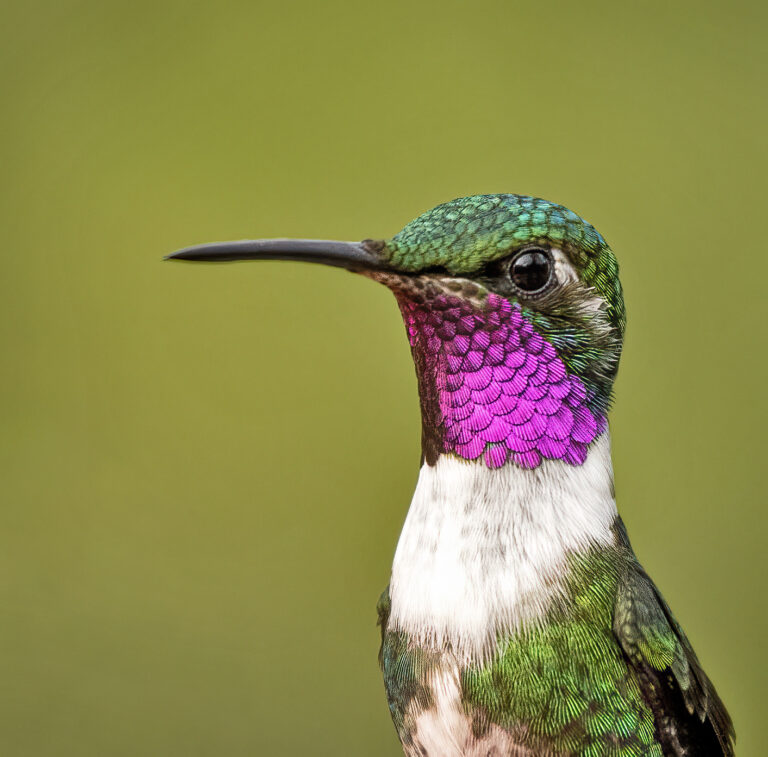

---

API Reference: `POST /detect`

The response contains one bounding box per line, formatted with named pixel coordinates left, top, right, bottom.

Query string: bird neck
left=391, top=282, right=608, bottom=471
left=388, top=432, right=619, bottom=662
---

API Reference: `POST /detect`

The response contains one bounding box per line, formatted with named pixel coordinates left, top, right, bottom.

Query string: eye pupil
left=510, top=249, right=552, bottom=292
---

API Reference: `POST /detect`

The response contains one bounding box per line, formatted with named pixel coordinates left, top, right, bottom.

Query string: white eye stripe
left=550, top=247, right=606, bottom=316
left=551, top=247, right=579, bottom=284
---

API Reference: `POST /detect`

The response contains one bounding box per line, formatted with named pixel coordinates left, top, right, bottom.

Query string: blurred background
left=1, top=1, right=766, bottom=754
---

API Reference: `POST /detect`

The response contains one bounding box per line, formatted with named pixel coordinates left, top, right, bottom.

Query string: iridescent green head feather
left=380, top=194, right=625, bottom=338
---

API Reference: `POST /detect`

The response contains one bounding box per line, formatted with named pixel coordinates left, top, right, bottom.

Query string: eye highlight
left=508, top=248, right=553, bottom=294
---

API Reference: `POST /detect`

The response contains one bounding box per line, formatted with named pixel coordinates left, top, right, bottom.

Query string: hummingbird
left=168, top=195, right=734, bottom=756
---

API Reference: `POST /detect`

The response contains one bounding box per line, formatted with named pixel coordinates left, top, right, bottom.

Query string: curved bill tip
left=165, top=238, right=387, bottom=272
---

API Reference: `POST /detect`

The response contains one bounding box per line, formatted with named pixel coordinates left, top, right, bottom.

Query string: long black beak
left=165, top=238, right=386, bottom=272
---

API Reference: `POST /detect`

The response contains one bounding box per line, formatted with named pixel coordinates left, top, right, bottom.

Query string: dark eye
left=508, top=248, right=553, bottom=293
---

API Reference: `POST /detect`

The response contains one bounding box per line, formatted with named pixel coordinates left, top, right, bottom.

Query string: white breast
left=388, top=432, right=617, bottom=661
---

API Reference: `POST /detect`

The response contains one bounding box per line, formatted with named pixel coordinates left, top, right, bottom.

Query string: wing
left=614, top=559, right=734, bottom=756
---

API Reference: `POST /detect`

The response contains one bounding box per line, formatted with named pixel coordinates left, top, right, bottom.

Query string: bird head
left=169, top=194, right=624, bottom=470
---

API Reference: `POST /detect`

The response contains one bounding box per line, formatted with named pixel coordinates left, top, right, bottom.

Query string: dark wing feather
left=614, top=561, right=734, bottom=756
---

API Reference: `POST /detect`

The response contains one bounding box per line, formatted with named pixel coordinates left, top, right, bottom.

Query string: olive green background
left=2, top=1, right=766, bottom=755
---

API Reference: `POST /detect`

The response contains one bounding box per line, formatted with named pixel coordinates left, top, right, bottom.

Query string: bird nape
left=168, top=194, right=734, bottom=757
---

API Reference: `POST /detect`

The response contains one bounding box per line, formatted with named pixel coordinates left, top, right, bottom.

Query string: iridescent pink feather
left=397, top=291, right=606, bottom=469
